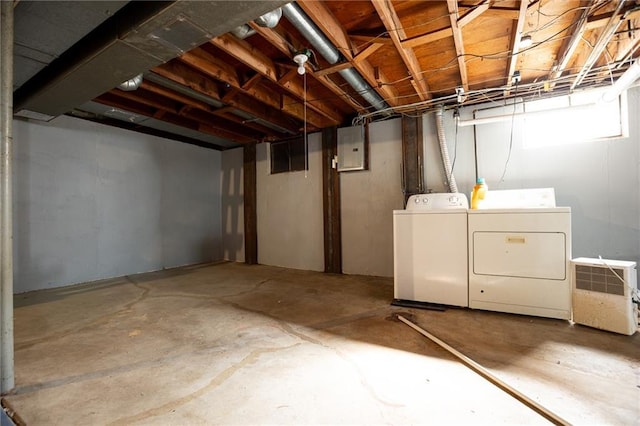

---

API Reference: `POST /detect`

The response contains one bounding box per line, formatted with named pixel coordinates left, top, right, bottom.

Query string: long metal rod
left=397, top=315, right=571, bottom=426
left=1, top=0, right=15, bottom=394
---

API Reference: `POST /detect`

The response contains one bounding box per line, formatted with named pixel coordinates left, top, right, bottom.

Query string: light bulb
left=297, top=65, right=305, bottom=75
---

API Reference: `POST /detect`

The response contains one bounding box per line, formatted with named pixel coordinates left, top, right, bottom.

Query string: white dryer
left=393, top=193, right=469, bottom=308
left=467, top=208, right=572, bottom=319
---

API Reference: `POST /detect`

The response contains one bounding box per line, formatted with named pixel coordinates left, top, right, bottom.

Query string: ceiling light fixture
left=293, top=50, right=311, bottom=75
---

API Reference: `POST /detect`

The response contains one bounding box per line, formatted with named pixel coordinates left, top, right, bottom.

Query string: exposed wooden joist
left=446, top=0, right=469, bottom=92
left=458, top=0, right=492, bottom=28
left=296, top=0, right=355, bottom=60
left=371, top=0, right=430, bottom=100
left=140, top=80, right=213, bottom=112
left=585, top=5, right=640, bottom=31
left=401, top=27, right=453, bottom=50
left=571, top=0, right=627, bottom=90
left=313, top=62, right=353, bottom=77
left=297, top=0, right=401, bottom=107
left=211, top=34, right=342, bottom=125
left=95, top=93, right=253, bottom=143
left=505, top=0, right=530, bottom=94
left=248, top=23, right=365, bottom=112
left=153, top=62, right=296, bottom=136
left=354, top=43, right=384, bottom=62
left=349, top=33, right=393, bottom=46
left=179, top=47, right=329, bottom=129
left=549, top=0, right=594, bottom=85
left=109, top=87, right=264, bottom=142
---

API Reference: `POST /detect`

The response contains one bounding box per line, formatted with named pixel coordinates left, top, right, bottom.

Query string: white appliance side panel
left=472, top=232, right=567, bottom=280
left=393, top=212, right=468, bottom=307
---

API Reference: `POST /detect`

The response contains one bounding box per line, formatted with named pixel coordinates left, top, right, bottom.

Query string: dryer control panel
left=406, top=193, right=469, bottom=210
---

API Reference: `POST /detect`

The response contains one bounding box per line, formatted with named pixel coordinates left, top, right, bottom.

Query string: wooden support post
left=243, top=143, right=258, bottom=265
left=322, top=127, right=341, bottom=274
left=401, top=115, right=424, bottom=205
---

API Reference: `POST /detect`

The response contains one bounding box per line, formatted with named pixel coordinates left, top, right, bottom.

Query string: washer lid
left=406, top=193, right=469, bottom=210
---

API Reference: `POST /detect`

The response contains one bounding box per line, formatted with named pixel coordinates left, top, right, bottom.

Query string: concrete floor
left=2, top=262, right=639, bottom=425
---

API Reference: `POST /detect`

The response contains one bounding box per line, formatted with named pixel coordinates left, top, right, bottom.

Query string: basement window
left=523, top=88, right=628, bottom=148
left=270, top=137, right=307, bottom=174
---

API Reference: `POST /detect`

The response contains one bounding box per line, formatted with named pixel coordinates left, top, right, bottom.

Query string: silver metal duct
left=118, top=73, right=143, bottom=91
left=231, top=24, right=255, bottom=39
left=282, top=2, right=388, bottom=111
left=255, top=8, right=282, bottom=28
left=232, top=7, right=282, bottom=39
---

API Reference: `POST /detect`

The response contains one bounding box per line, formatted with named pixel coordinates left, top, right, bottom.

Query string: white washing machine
left=467, top=208, right=572, bottom=319
left=393, top=193, right=469, bottom=308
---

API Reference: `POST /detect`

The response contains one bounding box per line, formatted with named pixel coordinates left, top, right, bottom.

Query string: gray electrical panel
left=337, top=124, right=367, bottom=172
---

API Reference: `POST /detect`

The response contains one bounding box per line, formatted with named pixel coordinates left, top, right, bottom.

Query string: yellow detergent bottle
left=471, top=177, right=488, bottom=209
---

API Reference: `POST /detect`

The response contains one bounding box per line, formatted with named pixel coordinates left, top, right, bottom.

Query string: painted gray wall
left=423, top=86, right=640, bottom=265
left=221, top=147, right=244, bottom=262
left=341, top=118, right=404, bottom=277
left=13, top=115, right=222, bottom=293
left=256, top=134, right=324, bottom=271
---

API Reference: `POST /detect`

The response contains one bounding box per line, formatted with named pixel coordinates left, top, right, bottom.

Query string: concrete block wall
left=13, top=115, right=222, bottom=293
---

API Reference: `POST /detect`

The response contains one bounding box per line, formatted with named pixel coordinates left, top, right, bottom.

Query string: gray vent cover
left=575, top=265, right=625, bottom=295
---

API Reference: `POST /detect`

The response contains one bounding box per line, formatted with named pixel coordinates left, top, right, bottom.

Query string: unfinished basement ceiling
left=13, top=0, right=640, bottom=150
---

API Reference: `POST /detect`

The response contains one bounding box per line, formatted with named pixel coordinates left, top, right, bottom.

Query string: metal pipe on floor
left=396, top=315, right=571, bottom=426
left=1, top=0, right=15, bottom=394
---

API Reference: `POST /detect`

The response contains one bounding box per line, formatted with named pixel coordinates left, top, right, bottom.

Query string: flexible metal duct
left=435, top=106, right=458, bottom=193
left=232, top=7, right=283, bottom=39
left=282, top=2, right=388, bottom=111
left=255, top=8, right=282, bottom=28
left=118, top=73, right=143, bottom=91
left=231, top=24, right=255, bottom=39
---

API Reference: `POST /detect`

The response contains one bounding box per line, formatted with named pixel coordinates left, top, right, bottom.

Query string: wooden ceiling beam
left=571, top=0, right=627, bottom=90
left=458, top=0, right=492, bottom=28
left=297, top=0, right=401, bottom=106
left=249, top=24, right=364, bottom=112
left=505, top=0, right=530, bottom=94
left=139, top=80, right=213, bottom=112
left=214, top=111, right=285, bottom=140
left=349, top=33, right=393, bottom=46
left=153, top=61, right=299, bottom=134
left=585, top=5, right=640, bottom=31
left=460, top=5, right=520, bottom=20
left=548, top=0, right=594, bottom=85
left=446, top=0, right=469, bottom=92
left=401, top=27, right=453, bottom=49
left=95, top=93, right=253, bottom=143
left=371, top=0, right=430, bottom=101
left=211, top=34, right=342, bottom=125
left=109, top=89, right=263, bottom=142
left=296, top=0, right=355, bottom=60
left=354, top=43, right=384, bottom=62
left=180, top=47, right=331, bottom=128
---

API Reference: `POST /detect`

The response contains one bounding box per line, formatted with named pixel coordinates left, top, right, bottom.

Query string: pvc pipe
left=397, top=315, right=571, bottom=426
left=0, top=0, right=15, bottom=393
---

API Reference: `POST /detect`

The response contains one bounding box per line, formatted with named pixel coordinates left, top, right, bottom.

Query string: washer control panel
left=406, top=193, right=469, bottom=210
